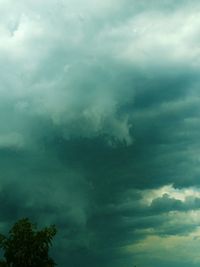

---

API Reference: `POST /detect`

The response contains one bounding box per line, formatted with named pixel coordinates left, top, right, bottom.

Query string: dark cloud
left=1, top=0, right=200, bottom=267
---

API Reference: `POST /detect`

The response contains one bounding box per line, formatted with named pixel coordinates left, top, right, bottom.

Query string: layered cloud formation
left=1, top=0, right=200, bottom=267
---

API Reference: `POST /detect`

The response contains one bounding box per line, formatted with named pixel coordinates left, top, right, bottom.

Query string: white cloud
left=97, top=7, right=200, bottom=67
left=141, top=184, right=200, bottom=205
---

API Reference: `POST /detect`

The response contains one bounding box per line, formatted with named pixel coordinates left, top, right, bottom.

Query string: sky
left=1, top=0, right=200, bottom=266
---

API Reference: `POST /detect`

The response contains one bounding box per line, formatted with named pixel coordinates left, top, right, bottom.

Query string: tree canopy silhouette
left=0, top=218, right=57, bottom=267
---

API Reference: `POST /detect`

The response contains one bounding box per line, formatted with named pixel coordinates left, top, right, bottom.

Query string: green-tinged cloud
left=1, top=1, right=200, bottom=267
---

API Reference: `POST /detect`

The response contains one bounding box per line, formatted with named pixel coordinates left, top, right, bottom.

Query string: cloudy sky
left=1, top=0, right=200, bottom=266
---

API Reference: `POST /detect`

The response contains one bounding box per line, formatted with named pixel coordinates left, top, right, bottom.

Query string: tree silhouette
left=0, top=218, right=57, bottom=267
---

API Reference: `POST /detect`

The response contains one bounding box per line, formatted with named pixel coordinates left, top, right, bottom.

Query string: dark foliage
left=0, top=218, right=57, bottom=267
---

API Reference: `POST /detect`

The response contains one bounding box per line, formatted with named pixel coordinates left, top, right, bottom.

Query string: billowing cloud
left=1, top=0, right=200, bottom=267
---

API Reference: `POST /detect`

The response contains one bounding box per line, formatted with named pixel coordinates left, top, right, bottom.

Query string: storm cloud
left=1, top=0, right=200, bottom=267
